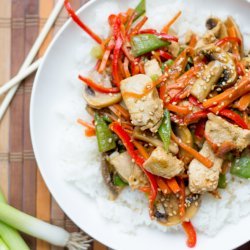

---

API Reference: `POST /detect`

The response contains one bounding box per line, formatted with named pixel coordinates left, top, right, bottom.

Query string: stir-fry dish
left=65, top=0, right=250, bottom=247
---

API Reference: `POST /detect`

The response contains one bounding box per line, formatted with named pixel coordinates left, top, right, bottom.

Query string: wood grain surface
left=0, top=0, right=249, bottom=249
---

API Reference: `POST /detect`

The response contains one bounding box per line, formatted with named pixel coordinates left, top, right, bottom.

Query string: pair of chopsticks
left=0, top=0, right=65, bottom=121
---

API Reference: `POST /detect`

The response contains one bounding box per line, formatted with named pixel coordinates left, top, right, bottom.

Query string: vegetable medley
left=65, top=0, right=250, bottom=247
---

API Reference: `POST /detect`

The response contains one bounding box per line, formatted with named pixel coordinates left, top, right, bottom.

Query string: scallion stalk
left=0, top=202, right=91, bottom=249
left=0, top=189, right=30, bottom=250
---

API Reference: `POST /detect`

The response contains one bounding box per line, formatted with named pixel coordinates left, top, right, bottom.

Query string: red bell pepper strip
left=188, top=96, right=204, bottom=109
left=182, top=221, right=197, bottom=248
left=110, top=122, right=158, bottom=215
left=184, top=110, right=209, bottom=125
left=112, top=35, right=123, bottom=87
left=78, top=75, right=120, bottom=94
left=64, top=0, right=102, bottom=44
left=215, top=37, right=242, bottom=47
left=194, top=120, right=206, bottom=139
left=159, top=50, right=173, bottom=60
left=219, top=109, right=248, bottom=129
left=139, top=29, right=157, bottom=34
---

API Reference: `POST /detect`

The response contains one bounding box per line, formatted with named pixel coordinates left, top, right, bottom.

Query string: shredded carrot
left=203, top=75, right=250, bottom=109
left=179, top=178, right=186, bottom=219
left=227, top=26, right=240, bottom=60
left=77, top=119, right=95, bottom=130
left=133, top=140, right=150, bottom=159
left=166, top=178, right=181, bottom=194
left=112, top=104, right=130, bottom=120
left=125, top=11, right=136, bottom=34
left=189, top=34, right=197, bottom=48
left=165, top=103, right=191, bottom=115
left=235, top=93, right=250, bottom=111
left=139, top=186, right=151, bottom=194
left=85, top=128, right=96, bottom=137
left=171, top=132, right=213, bottom=168
left=123, top=57, right=131, bottom=78
left=139, top=60, right=146, bottom=74
left=98, top=38, right=115, bottom=73
left=161, top=11, right=182, bottom=33
left=130, top=16, right=148, bottom=36
left=156, top=177, right=172, bottom=194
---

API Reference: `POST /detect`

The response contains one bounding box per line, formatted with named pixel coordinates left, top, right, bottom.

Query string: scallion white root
left=0, top=238, right=9, bottom=250
left=0, top=202, right=92, bottom=249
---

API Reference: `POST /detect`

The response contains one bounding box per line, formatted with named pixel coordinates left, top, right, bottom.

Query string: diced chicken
left=120, top=74, right=164, bottom=132
left=109, top=152, right=148, bottom=189
left=144, top=59, right=162, bottom=78
left=205, top=113, right=250, bottom=155
left=143, top=146, right=184, bottom=179
left=189, top=142, right=223, bottom=194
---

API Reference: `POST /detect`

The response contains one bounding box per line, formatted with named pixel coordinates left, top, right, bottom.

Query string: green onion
left=0, top=189, right=29, bottom=250
left=0, top=202, right=92, bottom=249
left=0, top=239, right=9, bottom=250
left=131, top=34, right=170, bottom=57
left=95, top=113, right=116, bottom=153
left=158, top=110, right=171, bottom=151
left=218, top=174, right=227, bottom=189
left=134, top=0, right=146, bottom=21
left=113, top=175, right=128, bottom=187
left=90, top=45, right=103, bottom=59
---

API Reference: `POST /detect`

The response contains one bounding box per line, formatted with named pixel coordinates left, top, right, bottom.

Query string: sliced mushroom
left=176, top=126, right=194, bottom=165
left=206, top=17, right=228, bottom=39
left=225, top=16, right=244, bottom=56
left=190, top=60, right=224, bottom=102
left=101, top=154, right=123, bottom=200
left=196, top=44, right=237, bottom=88
left=154, top=192, right=201, bottom=226
left=132, top=127, right=179, bottom=155
left=83, top=86, right=122, bottom=109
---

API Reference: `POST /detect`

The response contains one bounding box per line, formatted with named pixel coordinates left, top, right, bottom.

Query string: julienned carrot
left=123, top=57, right=131, bottom=78
left=78, top=75, right=120, bottom=94
left=166, top=178, right=181, bottom=194
left=235, top=93, right=250, bottom=111
left=189, top=34, right=197, bottom=48
left=171, top=132, right=213, bottom=168
left=112, top=104, right=130, bottom=120
left=161, top=11, right=182, bottom=33
left=133, top=141, right=150, bottom=159
left=130, top=16, right=148, bottom=36
left=125, top=11, right=136, bottom=34
left=98, top=38, right=115, bottom=73
left=77, top=119, right=95, bottom=130
left=165, top=103, right=191, bottom=115
left=85, top=128, right=96, bottom=137
left=243, top=112, right=250, bottom=129
left=179, top=178, right=186, bottom=219
left=156, top=177, right=171, bottom=194
left=203, top=76, right=250, bottom=109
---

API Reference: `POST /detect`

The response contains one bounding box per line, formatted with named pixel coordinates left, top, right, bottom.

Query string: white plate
left=30, top=0, right=250, bottom=249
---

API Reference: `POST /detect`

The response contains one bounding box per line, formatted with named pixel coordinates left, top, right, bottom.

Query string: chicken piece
left=109, top=152, right=148, bottom=189
left=144, top=59, right=162, bottom=78
left=143, top=146, right=184, bottom=179
left=205, top=113, right=250, bottom=155
left=120, top=74, right=164, bottom=132
left=188, top=142, right=223, bottom=194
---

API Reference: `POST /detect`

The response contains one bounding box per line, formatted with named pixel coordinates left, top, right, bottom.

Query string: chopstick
left=0, top=59, right=42, bottom=96
left=0, top=0, right=65, bottom=121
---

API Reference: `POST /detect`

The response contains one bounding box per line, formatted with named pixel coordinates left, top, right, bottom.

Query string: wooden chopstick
left=0, top=59, right=42, bottom=96
left=0, top=0, right=65, bottom=121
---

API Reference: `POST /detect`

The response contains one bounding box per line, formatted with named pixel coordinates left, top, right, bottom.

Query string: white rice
left=56, top=0, right=250, bottom=237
